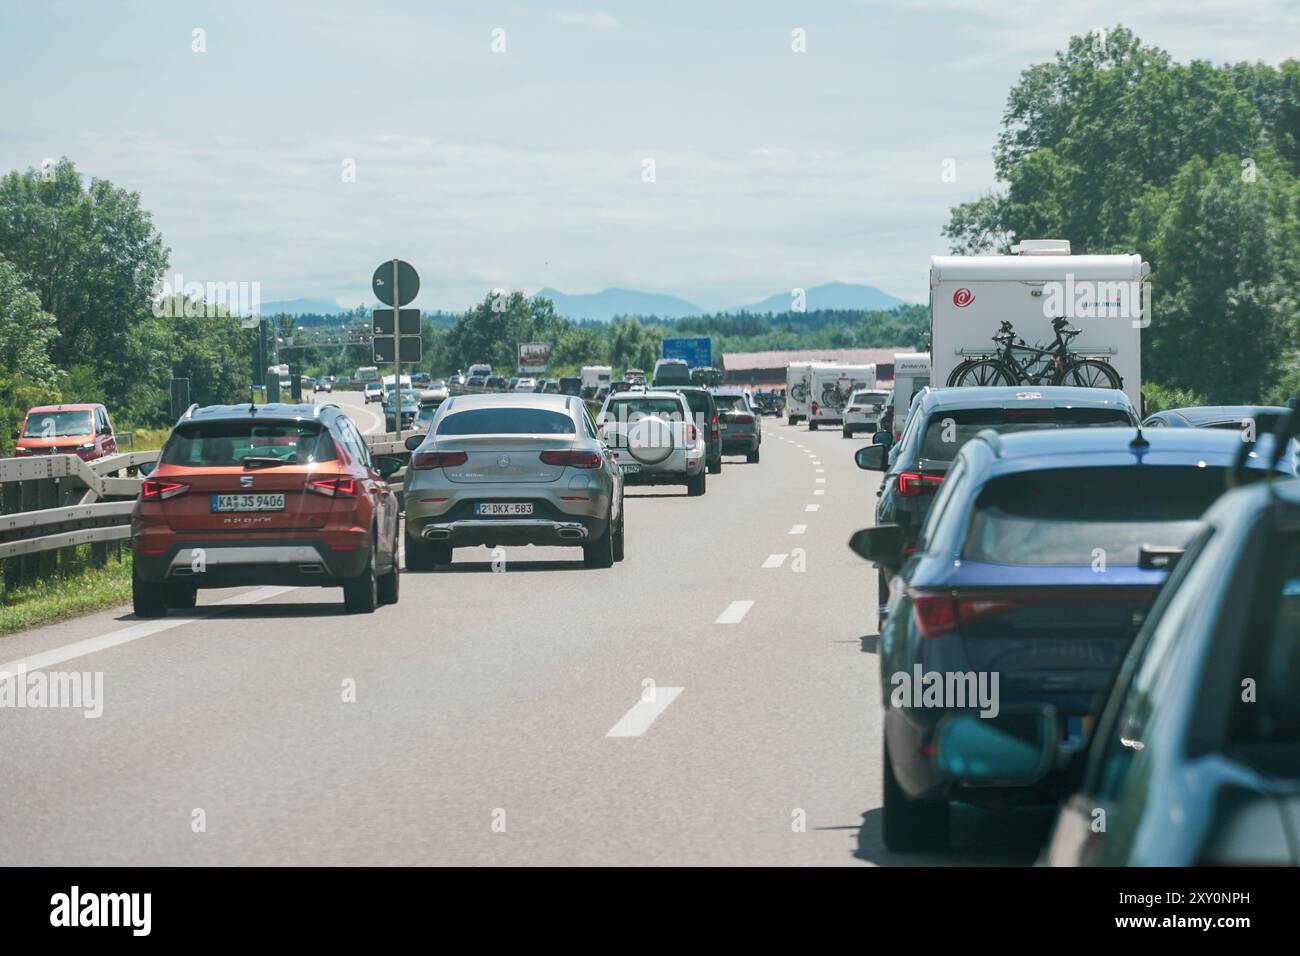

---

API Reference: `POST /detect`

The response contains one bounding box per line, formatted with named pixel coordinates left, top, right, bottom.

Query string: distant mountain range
left=252, top=283, right=912, bottom=320
left=536, top=282, right=910, bottom=321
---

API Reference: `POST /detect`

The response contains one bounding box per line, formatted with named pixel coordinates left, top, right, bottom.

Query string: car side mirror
left=10, top=430, right=18, bottom=441
left=374, top=455, right=403, bottom=479
left=935, top=708, right=1058, bottom=786
left=403, top=434, right=424, bottom=452
left=847, top=524, right=905, bottom=570
left=855, top=444, right=888, bottom=471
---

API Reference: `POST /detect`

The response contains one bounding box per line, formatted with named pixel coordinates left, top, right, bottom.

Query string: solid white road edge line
left=0, top=586, right=298, bottom=679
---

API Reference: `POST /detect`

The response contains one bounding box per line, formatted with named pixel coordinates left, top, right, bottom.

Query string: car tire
left=378, top=553, right=400, bottom=605
left=708, top=456, right=722, bottom=475
left=583, top=510, right=616, bottom=568
left=132, top=567, right=169, bottom=618
left=746, top=446, right=760, bottom=463
left=168, top=584, right=197, bottom=609
left=842, top=427, right=852, bottom=439
left=687, top=471, right=706, bottom=496
left=809, top=420, right=819, bottom=431
left=405, top=531, right=441, bottom=571
left=343, top=548, right=379, bottom=613
left=612, top=497, right=626, bottom=562
left=882, top=737, right=951, bottom=852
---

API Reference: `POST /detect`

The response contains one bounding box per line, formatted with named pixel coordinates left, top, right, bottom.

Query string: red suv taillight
left=733, top=413, right=754, bottom=425
left=687, top=424, right=698, bottom=442
left=710, top=413, right=719, bottom=439
left=141, top=478, right=189, bottom=500
left=897, top=472, right=943, bottom=497
left=540, top=450, right=602, bottom=468
left=308, top=475, right=356, bottom=497
left=412, top=451, right=468, bottom=469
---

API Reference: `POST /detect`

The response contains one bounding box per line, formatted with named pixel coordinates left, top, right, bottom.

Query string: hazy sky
left=3, top=0, right=1296, bottom=311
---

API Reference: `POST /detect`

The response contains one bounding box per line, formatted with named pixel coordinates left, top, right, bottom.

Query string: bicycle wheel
left=948, top=359, right=1015, bottom=387
left=1054, top=358, right=1122, bottom=390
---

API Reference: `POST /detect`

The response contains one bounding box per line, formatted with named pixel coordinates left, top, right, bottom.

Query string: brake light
left=412, top=451, right=468, bottom=469
left=911, top=588, right=1152, bottom=638
left=710, top=413, right=719, bottom=439
left=308, top=475, right=356, bottom=497
left=141, top=479, right=189, bottom=500
left=847, top=406, right=861, bottom=413
left=687, top=424, right=698, bottom=442
left=733, top=413, right=754, bottom=425
left=897, top=472, right=943, bottom=496
left=540, top=450, right=602, bottom=468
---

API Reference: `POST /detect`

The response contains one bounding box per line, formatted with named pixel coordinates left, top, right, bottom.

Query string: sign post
left=372, top=259, right=421, bottom=441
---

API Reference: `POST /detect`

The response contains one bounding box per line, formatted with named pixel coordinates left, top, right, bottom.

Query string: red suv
left=13, top=403, right=118, bottom=460
left=131, top=403, right=402, bottom=617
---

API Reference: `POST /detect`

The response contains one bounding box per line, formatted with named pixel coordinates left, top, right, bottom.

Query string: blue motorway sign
left=662, top=336, right=712, bottom=369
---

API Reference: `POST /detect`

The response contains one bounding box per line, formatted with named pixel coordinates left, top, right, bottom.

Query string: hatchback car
left=850, top=426, right=1296, bottom=852
left=711, top=388, right=761, bottom=462
left=14, top=403, right=118, bottom=460
left=131, top=403, right=403, bottom=616
left=363, top=382, right=384, bottom=403
left=597, top=390, right=708, bottom=495
left=859, top=386, right=1140, bottom=627
left=403, top=393, right=625, bottom=569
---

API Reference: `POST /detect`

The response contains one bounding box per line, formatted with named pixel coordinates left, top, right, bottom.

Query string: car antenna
left=1129, top=427, right=1149, bottom=451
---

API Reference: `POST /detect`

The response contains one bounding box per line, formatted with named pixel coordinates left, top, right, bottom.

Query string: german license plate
left=619, top=461, right=641, bottom=474
left=210, top=493, right=285, bottom=512
left=475, top=502, right=533, bottom=516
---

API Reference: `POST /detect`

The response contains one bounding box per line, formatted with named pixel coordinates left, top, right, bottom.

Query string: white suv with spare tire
left=596, top=390, right=708, bottom=496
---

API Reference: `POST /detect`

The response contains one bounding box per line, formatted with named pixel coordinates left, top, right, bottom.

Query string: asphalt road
left=0, top=401, right=1053, bottom=866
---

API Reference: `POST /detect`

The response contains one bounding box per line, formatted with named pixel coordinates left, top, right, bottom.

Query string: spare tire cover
left=627, top=416, right=675, bottom=464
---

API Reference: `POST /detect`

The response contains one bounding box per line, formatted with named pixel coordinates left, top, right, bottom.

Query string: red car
left=131, top=403, right=402, bottom=616
left=13, top=403, right=118, bottom=460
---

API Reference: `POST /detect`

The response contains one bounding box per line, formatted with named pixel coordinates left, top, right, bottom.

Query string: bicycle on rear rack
left=946, top=316, right=1123, bottom=390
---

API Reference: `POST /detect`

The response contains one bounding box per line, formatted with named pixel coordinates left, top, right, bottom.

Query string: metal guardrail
left=0, top=437, right=411, bottom=590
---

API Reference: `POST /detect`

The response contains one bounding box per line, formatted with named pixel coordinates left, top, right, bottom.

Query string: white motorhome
left=581, top=365, right=612, bottom=392
left=930, top=239, right=1147, bottom=410
left=467, top=363, right=493, bottom=379
left=785, top=362, right=817, bottom=424
left=890, top=352, right=930, bottom=441
left=808, top=364, right=876, bottom=430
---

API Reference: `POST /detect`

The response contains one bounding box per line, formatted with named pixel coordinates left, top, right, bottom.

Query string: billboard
left=662, top=336, right=712, bottom=369
left=518, top=342, right=552, bottom=373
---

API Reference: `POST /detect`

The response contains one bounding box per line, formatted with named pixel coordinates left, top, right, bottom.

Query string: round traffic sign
left=372, top=259, right=420, bottom=307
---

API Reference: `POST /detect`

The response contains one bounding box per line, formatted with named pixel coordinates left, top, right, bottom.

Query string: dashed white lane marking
left=715, top=600, right=755, bottom=624
left=606, top=687, right=684, bottom=737
left=816, top=468, right=825, bottom=473
left=789, top=524, right=807, bottom=535
left=816, top=478, right=826, bottom=483
left=814, top=489, right=825, bottom=495
left=762, top=553, right=788, bottom=569
left=812, top=460, right=821, bottom=466
left=0, top=586, right=298, bottom=679
left=805, top=504, right=821, bottom=512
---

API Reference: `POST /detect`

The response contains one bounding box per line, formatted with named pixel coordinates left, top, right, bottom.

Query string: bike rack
left=954, top=345, right=1117, bottom=357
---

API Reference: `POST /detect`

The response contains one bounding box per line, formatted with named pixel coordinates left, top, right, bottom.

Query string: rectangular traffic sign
left=372, top=335, right=422, bottom=364
left=372, top=308, right=421, bottom=336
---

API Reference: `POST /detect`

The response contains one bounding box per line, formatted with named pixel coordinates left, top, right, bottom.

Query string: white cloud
left=553, top=11, right=619, bottom=30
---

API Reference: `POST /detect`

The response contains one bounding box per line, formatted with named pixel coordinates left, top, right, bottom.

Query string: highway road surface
left=0, top=396, right=1053, bottom=866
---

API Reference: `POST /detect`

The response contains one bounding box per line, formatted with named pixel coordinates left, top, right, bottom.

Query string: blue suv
left=850, top=426, right=1296, bottom=852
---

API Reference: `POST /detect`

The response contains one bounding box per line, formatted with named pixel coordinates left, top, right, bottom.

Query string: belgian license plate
left=475, top=502, right=533, bottom=516
left=620, top=462, right=641, bottom=474
left=210, top=493, right=285, bottom=513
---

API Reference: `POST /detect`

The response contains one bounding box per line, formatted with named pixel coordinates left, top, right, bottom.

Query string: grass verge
left=0, top=548, right=133, bottom=637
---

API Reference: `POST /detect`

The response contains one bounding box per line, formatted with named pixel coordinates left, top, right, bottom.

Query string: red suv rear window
left=161, top=422, right=338, bottom=467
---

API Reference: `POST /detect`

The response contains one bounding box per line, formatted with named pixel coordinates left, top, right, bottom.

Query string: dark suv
left=131, top=403, right=403, bottom=617
left=672, top=386, right=722, bottom=474
left=856, top=386, right=1139, bottom=625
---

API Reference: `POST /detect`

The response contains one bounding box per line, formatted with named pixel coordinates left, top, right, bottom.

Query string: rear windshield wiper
left=240, top=455, right=288, bottom=468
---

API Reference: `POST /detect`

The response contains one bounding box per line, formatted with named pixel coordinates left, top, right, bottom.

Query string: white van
left=890, top=352, right=930, bottom=442
left=467, top=363, right=493, bottom=379
left=930, top=239, right=1147, bottom=409
left=808, top=364, right=875, bottom=430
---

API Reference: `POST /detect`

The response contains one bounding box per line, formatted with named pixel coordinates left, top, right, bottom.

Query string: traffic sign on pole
left=371, top=259, right=421, bottom=441
left=372, top=260, right=419, bottom=307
